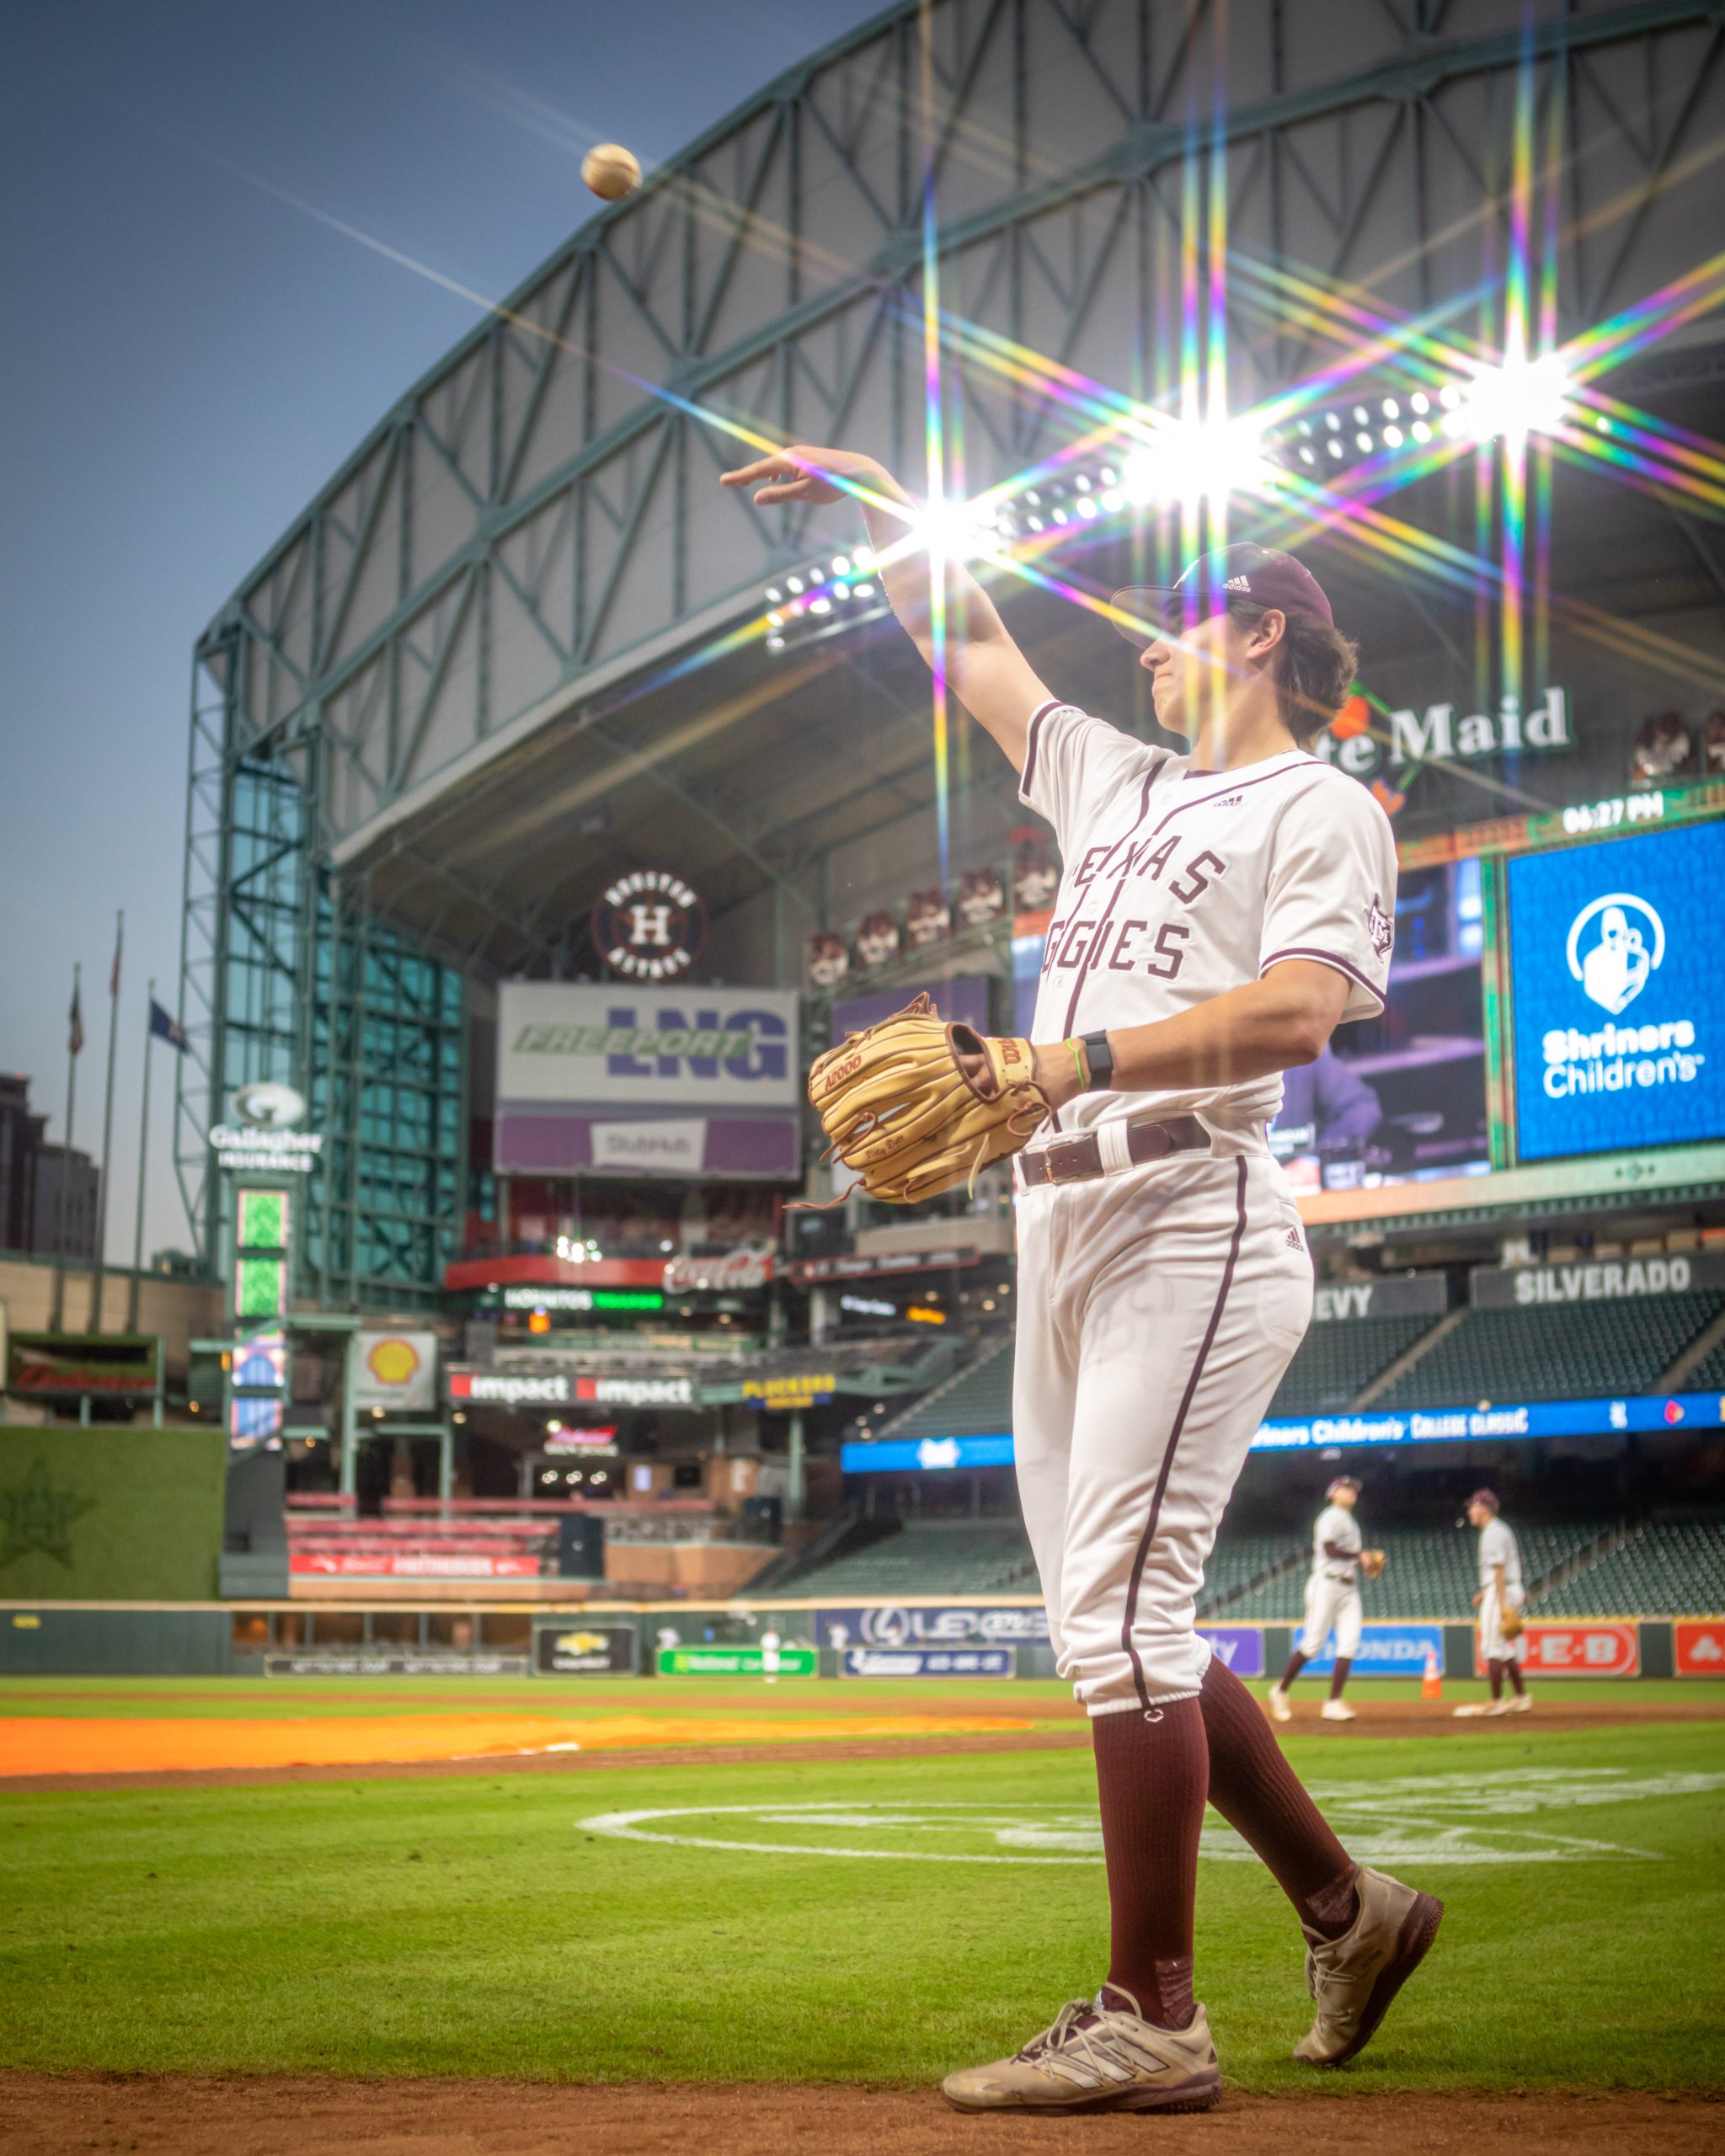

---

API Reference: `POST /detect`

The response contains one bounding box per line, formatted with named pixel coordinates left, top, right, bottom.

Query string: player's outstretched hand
left=720, top=444, right=895, bottom=508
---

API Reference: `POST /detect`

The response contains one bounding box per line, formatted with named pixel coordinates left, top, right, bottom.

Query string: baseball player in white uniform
left=1268, top=1476, right=1384, bottom=1722
left=1455, top=1488, right=1531, bottom=1716
left=724, top=446, right=1442, bottom=2114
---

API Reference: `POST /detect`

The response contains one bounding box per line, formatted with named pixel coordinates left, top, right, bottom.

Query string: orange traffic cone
left=1422, top=1645, right=1443, bottom=1700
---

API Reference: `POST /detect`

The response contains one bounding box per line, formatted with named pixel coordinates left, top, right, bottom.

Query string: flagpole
left=50, top=963, right=82, bottom=1335
left=126, top=977, right=157, bottom=1336
left=92, top=911, right=123, bottom=1333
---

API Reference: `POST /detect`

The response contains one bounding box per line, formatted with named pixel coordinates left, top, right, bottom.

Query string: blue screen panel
left=1505, top=819, right=1725, bottom=1161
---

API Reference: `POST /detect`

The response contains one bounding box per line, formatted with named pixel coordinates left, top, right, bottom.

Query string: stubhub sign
left=1506, top=820, right=1725, bottom=1162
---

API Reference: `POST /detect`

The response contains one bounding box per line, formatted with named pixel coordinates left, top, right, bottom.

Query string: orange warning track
left=0, top=1711, right=1036, bottom=1778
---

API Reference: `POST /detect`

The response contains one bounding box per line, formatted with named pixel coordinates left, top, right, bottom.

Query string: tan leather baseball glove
left=1498, top=1601, right=1525, bottom=1640
left=1359, top=1549, right=1386, bottom=1580
left=807, top=993, right=1052, bottom=1204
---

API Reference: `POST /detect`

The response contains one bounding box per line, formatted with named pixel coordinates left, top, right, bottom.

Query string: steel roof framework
left=178, top=0, right=1725, bottom=1302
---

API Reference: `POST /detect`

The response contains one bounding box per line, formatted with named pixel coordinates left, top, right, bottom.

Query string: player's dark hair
left=1228, top=600, right=1360, bottom=747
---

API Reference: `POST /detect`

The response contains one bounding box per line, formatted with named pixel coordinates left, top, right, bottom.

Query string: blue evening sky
left=0, top=0, right=888, bottom=1265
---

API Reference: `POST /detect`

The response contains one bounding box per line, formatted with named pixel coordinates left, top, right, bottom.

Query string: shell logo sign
left=352, top=1330, right=438, bottom=1412
left=366, top=1337, right=422, bottom=1389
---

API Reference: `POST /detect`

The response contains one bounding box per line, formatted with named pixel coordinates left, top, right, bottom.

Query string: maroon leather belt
left=1019, top=1114, right=1212, bottom=1188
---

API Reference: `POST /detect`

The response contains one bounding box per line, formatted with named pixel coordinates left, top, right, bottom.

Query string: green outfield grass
left=3, top=1689, right=1722, bottom=2090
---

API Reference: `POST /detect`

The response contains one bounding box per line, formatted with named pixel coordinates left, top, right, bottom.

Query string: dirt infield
left=0, top=1708, right=1036, bottom=1780
left=6, top=1694, right=1722, bottom=1793
left=1, top=2076, right=1717, bottom=2154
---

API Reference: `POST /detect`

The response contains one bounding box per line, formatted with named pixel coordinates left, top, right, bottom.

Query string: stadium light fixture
left=898, top=494, right=1002, bottom=562
left=1118, top=417, right=1270, bottom=509
left=1444, top=352, right=1573, bottom=445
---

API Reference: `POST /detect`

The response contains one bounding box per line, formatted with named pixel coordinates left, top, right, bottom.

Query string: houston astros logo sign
left=1567, top=891, right=1664, bottom=1014
left=593, top=870, right=707, bottom=982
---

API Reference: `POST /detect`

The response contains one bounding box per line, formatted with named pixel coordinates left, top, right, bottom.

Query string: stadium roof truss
left=179, top=0, right=1725, bottom=1303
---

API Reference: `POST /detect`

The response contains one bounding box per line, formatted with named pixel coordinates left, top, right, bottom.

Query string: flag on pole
left=109, top=917, right=124, bottom=999
left=68, top=979, right=84, bottom=1057
left=149, top=1000, right=190, bottom=1052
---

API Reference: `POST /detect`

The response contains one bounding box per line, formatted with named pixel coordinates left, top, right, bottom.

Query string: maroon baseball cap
left=1327, top=1476, right=1362, bottom=1498
left=1110, top=542, right=1334, bottom=647
left=1466, top=1487, right=1500, bottom=1513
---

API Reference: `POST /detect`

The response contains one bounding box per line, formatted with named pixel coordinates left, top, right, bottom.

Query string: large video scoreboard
left=1274, top=780, right=1725, bottom=1213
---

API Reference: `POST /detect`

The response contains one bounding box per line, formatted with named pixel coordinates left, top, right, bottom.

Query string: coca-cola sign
left=662, top=1242, right=775, bottom=1294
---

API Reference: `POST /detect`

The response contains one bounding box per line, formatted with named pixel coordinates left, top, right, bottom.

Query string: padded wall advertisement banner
left=1483, top=1621, right=1641, bottom=1677
left=1298, top=1623, right=1445, bottom=1678
left=813, top=1604, right=1049, bottom=1648
left=494, top=982, right=801, bottom=1179
left=1506, top=819, right=1725, bottom=1162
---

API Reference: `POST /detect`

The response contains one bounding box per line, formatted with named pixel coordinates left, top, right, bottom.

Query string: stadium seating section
left=787, top=1510, right=1725, bottom=1614
left=1537, top=1518, right=1725, bottom=1615
left=877, top=1339, right=1012, bottom=1444
left=1266, top=1312, right=1443, bottom=1416
left=1210, top=1521, right=1611, bottom=1620
left=1373, top=1293, right=1725, bottom=1406
left=1678, top=1333, right=1725, bottom=1393
left=1194, top=1533, right=1301, bottom=1615
left=791, top=1518, right=1037, bottom=1597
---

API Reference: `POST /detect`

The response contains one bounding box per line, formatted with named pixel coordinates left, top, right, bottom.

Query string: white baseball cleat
left=941, top=1990, right=1221, bottom=2115
left=1506, top=1693, right=1533, bottom=1712
left=1321, top=1699, right=1357, bottom=1722
left=1267, top=1684, right=1293, bottom=1722
left=1294, top=1865, right=1445, bottom=2068
left=1451, top=1700, right=1510, bottom=1718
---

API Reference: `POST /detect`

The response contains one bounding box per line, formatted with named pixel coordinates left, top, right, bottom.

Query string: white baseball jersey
left=1478, top=1517, right=1523, bottom=1593
left=1020, top=703, right=1398, bottom=1141
left=1312, top=1502, right=1362, bottom=1581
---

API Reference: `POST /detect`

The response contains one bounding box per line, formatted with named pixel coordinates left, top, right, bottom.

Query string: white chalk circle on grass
left=575, top=1775, right=1701, bottom=1865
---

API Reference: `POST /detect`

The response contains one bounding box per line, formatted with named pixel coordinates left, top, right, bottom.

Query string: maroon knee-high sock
left=1278, top=1648, right=1310, bottom=1690
left=1091, top=1699, right=1208, bottom=2029
left=1505, top=1658, right=1526, bottom=1697
left=1328, top=1657, right=1354, bottom=1700
left=1199, top=1657, right=1358, bottom=1937
left=1488, top=1657, right=1506, bottom=1700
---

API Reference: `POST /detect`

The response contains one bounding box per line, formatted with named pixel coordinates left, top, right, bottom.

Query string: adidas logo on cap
left=1224, top=574, right=1252, bottom=590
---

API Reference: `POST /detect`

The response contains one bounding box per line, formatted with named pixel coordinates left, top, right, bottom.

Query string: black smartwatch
left=1080, top=1030, right=1115, bottom=1090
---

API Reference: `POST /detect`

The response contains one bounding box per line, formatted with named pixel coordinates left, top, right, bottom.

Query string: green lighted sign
left=238, top=1187, right=290, bottom=1251
left=488, top=1285, right=665, bottom=1314
left=234, top=1257, right=286, bottom=1321
left=656, top=1646, right=818, bottom=1678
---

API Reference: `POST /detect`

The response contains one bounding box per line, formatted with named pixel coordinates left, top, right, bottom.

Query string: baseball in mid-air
left=582, top=143, right=642, bottom=200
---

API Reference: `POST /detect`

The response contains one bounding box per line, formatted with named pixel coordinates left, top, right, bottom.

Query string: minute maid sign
left=1506, top=820, right=1724, bottom=1163
left=494, top=983, right=800, bottom=1182
left=1314, top=687, right=1572, bottom=813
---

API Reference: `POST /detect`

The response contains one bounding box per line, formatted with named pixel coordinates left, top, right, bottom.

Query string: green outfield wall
left=0, top=1426, right=226, bottom=1602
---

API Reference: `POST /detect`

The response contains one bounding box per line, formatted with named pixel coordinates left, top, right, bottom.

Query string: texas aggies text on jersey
left=1021, top=701, right=1399, bottom=1142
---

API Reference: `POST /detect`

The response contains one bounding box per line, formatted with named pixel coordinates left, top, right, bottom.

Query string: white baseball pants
left=1480, top=1585, right=1526, bottom=1664
left=1299, top=1574, right=1364, bottom=1661
left=1012, top=1150, right=1313, bottom=1716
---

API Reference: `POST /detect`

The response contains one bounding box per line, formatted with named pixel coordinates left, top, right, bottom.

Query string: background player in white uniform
left=1268, top=1477, right=1384, bottom=1722
left=724, top=445, right=1442, bottom=2114
left=1454, top=1488, right=1531, bottom=1717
